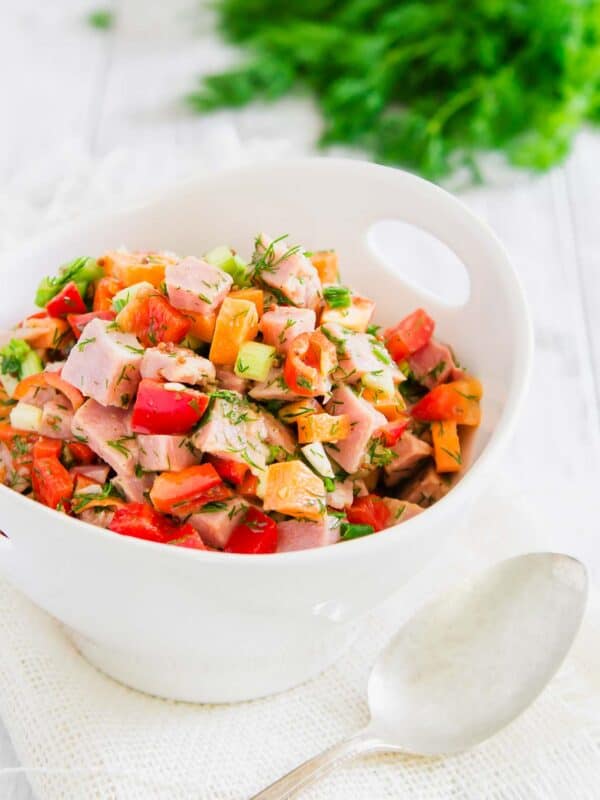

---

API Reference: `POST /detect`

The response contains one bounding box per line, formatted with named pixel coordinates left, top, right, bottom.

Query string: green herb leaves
left=188, top=0, right=600, bottom=182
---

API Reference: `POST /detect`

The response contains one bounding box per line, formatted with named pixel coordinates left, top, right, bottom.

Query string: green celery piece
left=204, top=245, right=250, bottom=287
left=20, top=350, right=43, bottom=378
left=234, top=341, right=276, bottom=382
left=35, top=256, right=103, bottom=307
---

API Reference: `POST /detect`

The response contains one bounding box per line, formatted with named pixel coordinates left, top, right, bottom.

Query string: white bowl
left=0, top=159, right=532, bottom=702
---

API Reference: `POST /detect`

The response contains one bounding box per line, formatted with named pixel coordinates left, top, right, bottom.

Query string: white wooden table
left=0, top=2, right=599, bottom=797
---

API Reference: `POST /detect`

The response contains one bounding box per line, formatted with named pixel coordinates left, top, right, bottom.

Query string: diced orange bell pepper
left=297, top=412, right=351, bottom=443
left=14, top=373, right=85, bottom=411
left=263, top=460, right=326, bottom=521
left=150, top=464, right=231, bottom=516
left=310, top=251, right=339, bottom=284
left=367, top=391, right=407, bottom=421
left=278, top=398, right=323, bottom=424
left=31, top=456, right=74, bottom=510
left=431, top=420, right=462, bottom=473
left=229, top=288, right=264, bottom=317
left=118, top=292, right=190, bottom=348
left=32, top=437, right=62, bottom=460
left=93, top=276, right=124, bottom=311
left=411, top=378, right=482, bottom=426
left=183, top=310, right=217, bottom=343
left=209, top=297, right=259, bottom=366
left=99, top=250, right=177, bottom=288
left=22, top=314, right=71, bottom=350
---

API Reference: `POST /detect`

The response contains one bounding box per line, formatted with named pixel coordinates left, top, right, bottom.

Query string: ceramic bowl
left=0, top=159, right=532, bottom=702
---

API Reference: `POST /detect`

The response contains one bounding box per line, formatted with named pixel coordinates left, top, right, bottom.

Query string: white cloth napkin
left=0, top=140, right=599, bottom=799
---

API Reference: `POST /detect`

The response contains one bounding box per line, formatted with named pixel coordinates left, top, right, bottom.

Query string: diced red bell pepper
left=64, top=440, right=96, bottom=464
left=126, top=294, right=191, bottom=348
left=378, top=416, right=410, bottom=447
left=31, top=456, right=74, bottom=510
left=284, top=331, right=337, bottom=397
left=67, top=310, right=116, bottom=337
left=206, top=455, right=249, bottom=486
left=169, top=527, right=208, bottom=550
left=225, top=507, right=278, bottom=554
left=32, top=437, right=63, bottom=460
left=411, top=378, right=482, bottom=425
left=93, top=276, right=124, bottom=312
left=131, top=379, right=209, bottom=435
left=384, top=309, right=435, bottom=362
left=108, top=503, right=187, bottom=544
left=346, top=494, right=390, bottom=532
left=149, top=463, right=229, bottom=516
left=46, top=281, right=88, bottom=318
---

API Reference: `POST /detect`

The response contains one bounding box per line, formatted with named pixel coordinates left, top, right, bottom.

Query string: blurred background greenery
left=180, top=0, right=600, bottom=182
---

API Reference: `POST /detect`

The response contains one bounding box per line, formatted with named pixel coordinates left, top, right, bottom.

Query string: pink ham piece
left=249, top=367, right=302, bottom=402
left=137, top=434, right=197, bottom=472
left=408, top=339, right=462, bottom=389
left=381, top=497, right=424, bottom=526
left=260, top=411, right=296, bottom=456
left=276, top=516, right=341, bottom=553
left=401, top=464, right=450, bottom=507
left=79, top=508, right=115, bottom=529
left=326, top=477, right=367, bottom=510
left=71, top=464, right=110, bottom=484
left=191, top=394, right=270, bottom=474
left=384, top=432, right=432, bottom=486
left=324, top=385, right=387, bottom=474
left=259, top=306, right=316, bottom=353
left=165, top=256, right=232, bottom=314
left=112, top=472, right=154, bottom=503
left=71, top=399, right=138, bottom=476
left=140, top=344, right=215, bottom=385
left=61, top=318, right=142, bottom=408
left=323, top=324, right=394, bottom=383
left=254, top=234, right=321, bottom=309
left=216, top=365, right=248, bottom=394
left=187, top=498, right=249, bottom=548
left=39, top=400, right=74, bottom=439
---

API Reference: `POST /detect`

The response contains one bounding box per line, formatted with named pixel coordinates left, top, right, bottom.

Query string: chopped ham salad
left=0, top=237, right=482, bottom=554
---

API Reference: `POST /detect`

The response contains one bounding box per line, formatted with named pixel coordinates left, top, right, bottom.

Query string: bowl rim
left=0, top=156, right=533, bottom=567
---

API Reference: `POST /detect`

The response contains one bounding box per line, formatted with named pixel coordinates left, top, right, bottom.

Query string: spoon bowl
left=252, top=553, right=587, bottom=799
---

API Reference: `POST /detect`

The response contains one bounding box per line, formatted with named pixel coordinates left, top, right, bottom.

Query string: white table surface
left=0, top=2, right=599, bottom=797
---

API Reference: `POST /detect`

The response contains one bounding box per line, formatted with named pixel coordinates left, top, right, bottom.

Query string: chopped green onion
left=340, top=522, right=375, bottom=541
left=323, top=285, right=351, bottom=309
left=234, top=341, right=276, bottom=382
left=35, top=256, right=103, bottom=308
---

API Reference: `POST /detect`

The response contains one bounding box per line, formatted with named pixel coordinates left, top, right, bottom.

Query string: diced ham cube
left=140, top=344, right=215, bottom=385
left=259, top=306, right=316, bottom=353
left=326, top=478, right=354, bottom=510
left=408, top=339, right=458, bottom=389
left=112, top=472, right=154, bottom=503
left=191, top=394, right=269, bottom=474
left=187, top=498, right=249, bottom=548
left=400, top=464, right=450, bottom=507
left=260, top=411, right=296, bottom=456
left=323, top=324, right=393, bottom=384
left=324, top=385, right=387, bottom=474
left=71, top=399, right=138, bottom=476
left=384, top=432, right=432, bottom=486
left=165, top=257, right=232, bottom=314
left=39, top=400, right=74, bottom=439
left=216, top=365, right=248, bottom=394
left=254, top=234, right=322, bottom=309
left=276, top=516, right=341, bottom=553
left=137, top=434, right=197, bottom=472
left=381, top=497, right=424, bottom=526
left=249, top=367, right=302, bottom=402
left=61, top=319, right=142, bottom=408
left=71, top=464, right=110, bottom=484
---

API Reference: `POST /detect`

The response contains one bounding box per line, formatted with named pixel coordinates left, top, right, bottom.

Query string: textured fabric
left=0, top=142, right=599, bottom=799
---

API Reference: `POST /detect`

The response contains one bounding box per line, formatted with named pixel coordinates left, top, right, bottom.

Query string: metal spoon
left=251, top=553, right=587, bottom=800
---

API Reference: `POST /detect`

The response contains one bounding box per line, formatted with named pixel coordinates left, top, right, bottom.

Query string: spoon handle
left=249, top=728, right=384, bottom=800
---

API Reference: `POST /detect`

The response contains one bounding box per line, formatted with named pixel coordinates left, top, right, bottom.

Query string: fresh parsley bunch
left=188, top=0, right=600, bottom=181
